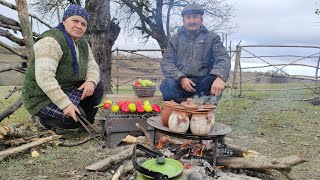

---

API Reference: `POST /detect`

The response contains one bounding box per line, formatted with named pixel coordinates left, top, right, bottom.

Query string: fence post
left=316, top=55, right=320, bottom=94
left=232, top=45, right=241, bottom=96
left=116, top=48, right=119, bottom=94
left=15, top=0, right=33, bottom=61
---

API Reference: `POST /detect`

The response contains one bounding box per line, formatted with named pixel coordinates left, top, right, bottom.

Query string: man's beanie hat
left=62, top=4, right=90, bottom=23
left=181, top=4, right=204, bottom=16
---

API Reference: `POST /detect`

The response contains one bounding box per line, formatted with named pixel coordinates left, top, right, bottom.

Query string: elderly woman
left=22, top=4, right=104, bottom=129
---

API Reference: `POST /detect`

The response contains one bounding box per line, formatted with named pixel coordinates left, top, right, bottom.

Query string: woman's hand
left=78, top=81, right=95, bottom=100
left=63, top=103, right=80, bottom=122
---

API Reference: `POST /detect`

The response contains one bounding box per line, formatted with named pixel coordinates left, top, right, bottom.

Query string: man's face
left=63, top=15, right=87, bottom=41
left=183, top=14, right=203, bottom=32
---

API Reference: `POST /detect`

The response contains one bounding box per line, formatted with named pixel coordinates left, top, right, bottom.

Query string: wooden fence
left=231, top=45, right=320, bottom=101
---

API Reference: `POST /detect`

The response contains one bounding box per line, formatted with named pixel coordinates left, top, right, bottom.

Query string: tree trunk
left=85, top=0, right=120, bottom=94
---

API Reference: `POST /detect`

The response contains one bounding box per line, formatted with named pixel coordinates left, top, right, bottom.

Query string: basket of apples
left=133, top=79, right=156, bottom=97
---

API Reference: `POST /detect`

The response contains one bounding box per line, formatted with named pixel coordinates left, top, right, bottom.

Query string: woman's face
left=63, top=15, right=87, bottom=41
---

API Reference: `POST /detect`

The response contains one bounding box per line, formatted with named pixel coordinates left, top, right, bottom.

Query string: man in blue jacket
left=160, top=4, right=231, bottom=104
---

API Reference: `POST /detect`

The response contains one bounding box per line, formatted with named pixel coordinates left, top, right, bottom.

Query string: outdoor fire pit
left=147, top=116, right=232, bottom=168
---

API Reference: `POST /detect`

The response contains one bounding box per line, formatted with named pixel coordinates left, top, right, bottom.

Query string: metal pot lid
left=141, top=157, right=183, bottom=178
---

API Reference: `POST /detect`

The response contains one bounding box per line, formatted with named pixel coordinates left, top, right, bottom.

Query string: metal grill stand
left=100, top=110, right=159, bottom=147
left=147, top=116, right=232, bottom=167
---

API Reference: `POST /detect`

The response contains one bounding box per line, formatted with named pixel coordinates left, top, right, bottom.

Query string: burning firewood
left=159, top=135, right=183, bottom=145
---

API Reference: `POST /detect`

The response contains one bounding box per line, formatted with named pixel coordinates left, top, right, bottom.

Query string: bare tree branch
left=0, top=23, right=21, bottom=31
left=0, top=0, right=52, bottom=28
left=12, top=67, right=26, bottom=74
left=0, top=97, right=23, bottom=122
left=28, top=0, right=72, bottom=24
left=5, top=87, right=22, bottom=99
left=0, top=23, right=40, bottom=37
left=0, top=41, right=27, bottom=59
left=0, top=29, right=25, bottom=46
left=0, top=14, right=20, bottom=27
left=0, top=63, right=27, bottom=73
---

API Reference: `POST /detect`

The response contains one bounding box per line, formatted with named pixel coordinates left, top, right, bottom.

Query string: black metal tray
left=147, top=116, right=232, bottom=139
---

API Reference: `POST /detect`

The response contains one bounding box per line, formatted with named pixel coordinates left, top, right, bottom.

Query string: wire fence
left=231, top=45, right=320, bottom=101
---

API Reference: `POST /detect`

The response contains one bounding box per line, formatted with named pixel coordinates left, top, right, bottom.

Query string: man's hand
left=211, top=76, right=225, bottom=96
left=78, top=81, right=95, bottom=100
left=180, top=77, right=196, bottom=92
left=63, top=103, right=81, bottom=122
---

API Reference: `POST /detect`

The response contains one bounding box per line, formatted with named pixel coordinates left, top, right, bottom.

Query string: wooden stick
left=86, top=144, right=135, bottom=171
left=0, top=41, right=27, bottom=59
left=0, top=135, right=61, bottom=161
left=135, top=123, right=151, bottom=145
left=86, top=144, right=144, bottom=172
left=58, top=136, right=94, bottom=147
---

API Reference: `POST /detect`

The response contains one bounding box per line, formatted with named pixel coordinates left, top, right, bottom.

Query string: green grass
left=216, top=92, right=320, bottom=179
left=0, top=85, right=319, bottom=179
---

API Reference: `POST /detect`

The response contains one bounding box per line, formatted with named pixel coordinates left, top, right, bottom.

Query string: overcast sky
left=1, top=0, right=319, bottom=48
left=114, top=0, right=320, bottom=49
left=228, top=0, right=320, bottom=46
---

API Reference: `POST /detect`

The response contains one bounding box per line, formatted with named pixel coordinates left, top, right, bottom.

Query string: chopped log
left=216, top=155, right=307, bottom=171
left=0, top=135, right=61, bottom=160
left=111, top=160, right=135, bottom=180
left=86, top=144, right=143, bottom=171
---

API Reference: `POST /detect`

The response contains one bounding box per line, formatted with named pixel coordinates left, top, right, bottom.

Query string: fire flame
left=157, top=141, right=163, bottom=149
